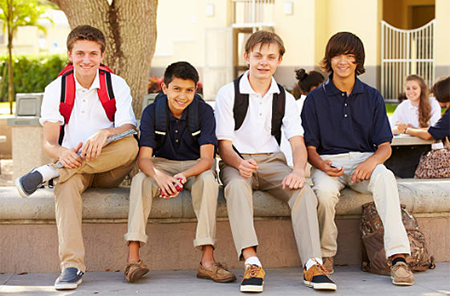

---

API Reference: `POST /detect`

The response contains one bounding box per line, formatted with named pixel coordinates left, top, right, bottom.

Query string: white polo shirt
left=215, top=71, right=303, bottom=154
left=40, top=69, right=137, bottom=149
left=389, top=97, right=442, bottom=130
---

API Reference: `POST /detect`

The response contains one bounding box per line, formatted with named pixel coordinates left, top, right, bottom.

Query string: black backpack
left=153, top=93, right=203, bottom=150
left=233, top=75, right=286, bottom=145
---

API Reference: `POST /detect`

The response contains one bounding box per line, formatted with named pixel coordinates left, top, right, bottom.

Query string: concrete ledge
left=1, top=179, right=450, bottom=222
left=1, top=179, right=450, bottom=273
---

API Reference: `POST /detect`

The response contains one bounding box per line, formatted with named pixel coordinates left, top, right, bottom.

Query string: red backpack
left=57, top=63, right=116, bottom=143
left=58, top=62, right=116, bottom=124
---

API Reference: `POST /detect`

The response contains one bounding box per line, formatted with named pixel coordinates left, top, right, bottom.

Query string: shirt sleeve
left=430, top=98, right=442, bottom=126
left=372, top=91, right=393, bottom=145
left=39, top=78, right=65, bottom=126
left=428, top=109, right=450, bottom=141
left=214, top=84, right=235, bottom=141
left=111, top=75, right=137, bottom=128
left=198, top=103, right=217, bottom=147
left=138, top=104, right=157, bottom=149
left=282, top=92, right=304, bottom=139
left=301, top=93, right=320, bottom=148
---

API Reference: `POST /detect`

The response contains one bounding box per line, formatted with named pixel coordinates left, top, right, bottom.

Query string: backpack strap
left=154, top=93, right=202, bottom=151
left=233, top=75, right=249, bottom=131
left=271, top=83, right=286, bottom=145
left=57, top=63, right=116, bottom=145
left=233, top=74, right=286, bottom=145
left=97, top=69, right=116, bottom=122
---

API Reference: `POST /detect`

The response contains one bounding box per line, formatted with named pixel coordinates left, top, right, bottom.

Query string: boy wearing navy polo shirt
left=216, top=31, right=336, bottom=293
left=124, top=62, right=235, bottom=284
left=301, top=32, right=414, bottom=286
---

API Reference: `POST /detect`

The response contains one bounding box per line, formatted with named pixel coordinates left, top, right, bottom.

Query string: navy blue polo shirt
left=139, top=98, right=217, bottom=160
left=301, top=75, right=392, bottom=155
left=428, top=109, right=450, bottom=141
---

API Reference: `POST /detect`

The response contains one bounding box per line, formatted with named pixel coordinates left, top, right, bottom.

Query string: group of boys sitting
left=16, top=25, right=414, bottom=292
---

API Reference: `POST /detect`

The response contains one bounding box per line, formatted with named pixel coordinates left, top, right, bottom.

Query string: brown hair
left=245, top=30, right=285, bottom=57
left=67, top=25, right=106, bottom=53
left=406, top=75, right=431, bottom=128
left=431, top=76, right=450, bottom=104
left=321, top=32, right=365, bottom=76
left=294, top=68, right=325, bottom=98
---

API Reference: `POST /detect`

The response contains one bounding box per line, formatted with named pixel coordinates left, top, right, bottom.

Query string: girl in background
left=282, top=68, right=325, bottom=167
left=391, top=75, right=441, bottom=135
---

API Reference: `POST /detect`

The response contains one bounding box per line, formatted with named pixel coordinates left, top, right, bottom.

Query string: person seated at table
left=390, top=75, right=441, bottom=135
left=282, top=69, right=325, bottom=167
left=396, top=76, right=449, bottom=143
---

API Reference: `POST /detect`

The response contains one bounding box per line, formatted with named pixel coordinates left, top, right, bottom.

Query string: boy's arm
left=307, top=146, right=344, bottom=177
left=80, top=123, right=136, bottom=161
left=351, top=142, right=391, bottom=183
left=218, top=140, right=257, bottom=179
left=173, top=144, right=215, bottom=182
left=138, top=146, right=181, bottom=198
left=43, top=121, right=82, bottom=169
left=281, top=136, right=306, bottom=189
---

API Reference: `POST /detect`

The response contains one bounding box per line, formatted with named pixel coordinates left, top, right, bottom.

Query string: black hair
left=294, top=69, right=325, bottom=96
left=163, top=61, right=199, bottom=86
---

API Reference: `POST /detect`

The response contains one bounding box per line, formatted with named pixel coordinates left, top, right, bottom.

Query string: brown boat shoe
left=197, top=262, right=236, bottom=283
left=124, top=260, right=149, bottom=283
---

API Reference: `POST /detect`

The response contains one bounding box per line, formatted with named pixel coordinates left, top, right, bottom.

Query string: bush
left=0, top=54, right=68, bottom=102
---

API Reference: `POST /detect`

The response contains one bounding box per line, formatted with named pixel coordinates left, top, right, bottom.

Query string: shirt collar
left=74, top=69, right=101, bottom=91
left=239, top=70, right=280, bottom=95
left=324, top=73, right=364, bottom=96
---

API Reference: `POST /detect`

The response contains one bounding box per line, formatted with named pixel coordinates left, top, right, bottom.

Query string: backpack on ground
left=233, top=74, right=286, bottom=145
left=360, top=201, right=435, bottom=275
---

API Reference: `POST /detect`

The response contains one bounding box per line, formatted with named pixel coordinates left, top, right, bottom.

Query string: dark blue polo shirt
left=301, top=75, right=392, bottom=155
left=428, top=109, right=450, bottom=141
left=139, top=98, right=217, bottom=160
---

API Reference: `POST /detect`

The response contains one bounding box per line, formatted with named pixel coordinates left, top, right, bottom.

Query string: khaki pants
left=53, top=136, right=138, bottom=273
left=220, top=152, right=321, bottom=264
left=124, top=158, right=219, bottom=250
left=310, top=152, right=411, bottom=258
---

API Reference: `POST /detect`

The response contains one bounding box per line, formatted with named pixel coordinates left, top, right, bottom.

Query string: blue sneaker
left=15, top=169, right=44, bottom=198
left=54, top=267, right=84, bottom=290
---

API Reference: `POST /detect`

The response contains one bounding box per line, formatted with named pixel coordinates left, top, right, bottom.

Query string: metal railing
left=381, top=20, right=435, bottom=102
left=232, top=0, right=275, bottom=29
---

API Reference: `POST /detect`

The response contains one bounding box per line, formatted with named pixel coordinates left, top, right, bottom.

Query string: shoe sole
left=15, top=177, right=30, bottom=198
left=304, top=280, right=337, bottom=291
left=197, top=274, right=237, bottom=283
left=127, top=268, right=149, bottom=283
left=391, top=277, right=414, bottom=286
left=54, top=279, right=82, bottom=290
left=240, top=283, right=264, bottom=293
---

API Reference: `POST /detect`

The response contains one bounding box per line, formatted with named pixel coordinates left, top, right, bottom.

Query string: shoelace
left=247, top=265, right=260, bottom=277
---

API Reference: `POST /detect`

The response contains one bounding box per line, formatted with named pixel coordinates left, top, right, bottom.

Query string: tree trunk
left=7, top=0, right=14, bottom=115
left=49, top=0, right=158, bottom=118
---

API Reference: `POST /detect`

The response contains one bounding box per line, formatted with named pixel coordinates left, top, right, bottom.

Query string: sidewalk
left=1, top=264, right=449, bottom=296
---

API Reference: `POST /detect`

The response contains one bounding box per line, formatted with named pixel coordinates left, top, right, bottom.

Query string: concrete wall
left=1, top=216, right=447, bottom=273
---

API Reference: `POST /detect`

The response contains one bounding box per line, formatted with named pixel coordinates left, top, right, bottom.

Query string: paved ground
left=1, top=264, right=449, bottom=296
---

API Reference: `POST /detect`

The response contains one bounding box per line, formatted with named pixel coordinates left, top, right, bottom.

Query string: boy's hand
left=59, top=142, right=83, bottom=169
left=351, top=158, right=377, bottom=183
left=80, top=129, right=109, bottom=161
left=173, top=173, right=186, bottom=190
left=282, top=169, right=305, bottom=190
left=321, top=160, right=344, bottom=177
left=238, top=158, right=258, bottom=179
left=155, top=171, right=180, bottom=199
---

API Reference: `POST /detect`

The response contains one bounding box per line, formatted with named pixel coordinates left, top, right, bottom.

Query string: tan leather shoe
left=124, top=260, right=149, bottom=283
left=323, top=257, right=334, bottom=274
left=197, top=262, right=236, bottom=283
left=391, top=262, right=414, bottom=286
